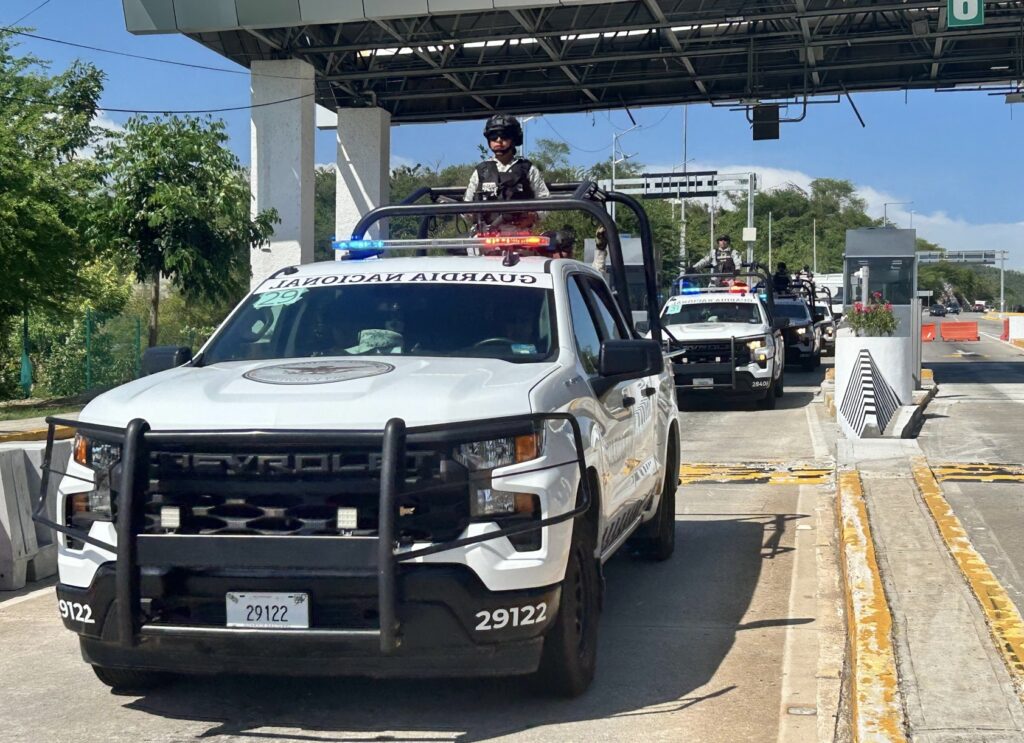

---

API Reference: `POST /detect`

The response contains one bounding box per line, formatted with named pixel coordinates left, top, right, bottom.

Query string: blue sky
left=7, top=0, right=1023, bottom=267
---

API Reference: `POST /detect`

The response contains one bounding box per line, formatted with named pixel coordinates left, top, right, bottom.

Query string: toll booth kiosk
left=843, top=228, right=918, bottom=323
left=835, top=228, right=921, bottom=437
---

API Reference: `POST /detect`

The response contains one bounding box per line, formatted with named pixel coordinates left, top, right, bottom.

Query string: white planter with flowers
left=834, top=296, right=914, bottom=438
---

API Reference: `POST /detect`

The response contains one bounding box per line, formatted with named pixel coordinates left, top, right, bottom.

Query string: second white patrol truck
left=661, top=272, right=786, bottom=408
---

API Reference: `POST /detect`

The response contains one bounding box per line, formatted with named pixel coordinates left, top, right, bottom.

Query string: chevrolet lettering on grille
left=151, top=451, right=436, bottom=477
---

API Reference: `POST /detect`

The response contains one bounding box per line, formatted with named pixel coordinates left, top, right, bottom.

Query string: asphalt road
left=0, top=366, right=840, bottom=743
left=918, top=313, right=1024, bottom=620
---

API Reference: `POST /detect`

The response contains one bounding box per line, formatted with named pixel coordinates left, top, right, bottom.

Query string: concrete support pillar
left=336, top=107, right=391, bottom=242
left=250, top=59, right=315, bottom=287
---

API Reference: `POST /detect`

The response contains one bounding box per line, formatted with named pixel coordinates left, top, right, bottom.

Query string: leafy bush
left=845, top=292, right=897, bottom=336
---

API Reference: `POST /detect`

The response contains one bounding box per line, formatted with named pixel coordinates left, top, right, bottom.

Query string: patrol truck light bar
left=332, top=235, right=550, bottom=253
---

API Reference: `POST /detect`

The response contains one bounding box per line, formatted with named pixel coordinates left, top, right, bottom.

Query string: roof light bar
left=332, top=235, right=550, bottom=254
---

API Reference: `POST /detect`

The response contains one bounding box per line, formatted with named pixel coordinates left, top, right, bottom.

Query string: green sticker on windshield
left=666, top=303, right=682, bottom=315
left=254, top=288, right=308, bottom=308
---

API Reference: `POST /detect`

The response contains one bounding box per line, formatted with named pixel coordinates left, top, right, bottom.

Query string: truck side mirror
left=141, top=346, right=193, bottom=376
left=592, top=339, right=664, bottom=397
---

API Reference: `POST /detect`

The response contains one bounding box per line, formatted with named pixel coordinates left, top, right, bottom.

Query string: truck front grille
left=676, top=340, right=750, bottom=366
left=141, top=446, right=469, bottom=542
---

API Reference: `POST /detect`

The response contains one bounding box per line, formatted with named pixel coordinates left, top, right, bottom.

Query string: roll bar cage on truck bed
left=380, top=180, right=664, bottom=344
left=31, top=181, right=666, bottom=668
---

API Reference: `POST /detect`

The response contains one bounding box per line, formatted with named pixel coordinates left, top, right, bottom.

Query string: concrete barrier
left=940, top=321, right=979, bottom=342
left=921, top=323, right=936, bottom=342
left=21, top=441, right=70, bottom=582
left=1010, top=317, right=1024, bottom=344
left=0, top=441, right=68, bottom=589
left=0, top=448, right=39, bottom=590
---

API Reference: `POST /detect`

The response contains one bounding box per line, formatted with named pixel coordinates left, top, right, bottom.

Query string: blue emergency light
left=332, top=238, right=385, bottom=260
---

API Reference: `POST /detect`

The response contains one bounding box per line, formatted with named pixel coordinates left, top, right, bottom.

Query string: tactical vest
left=474, top=159, right=535, bottom=201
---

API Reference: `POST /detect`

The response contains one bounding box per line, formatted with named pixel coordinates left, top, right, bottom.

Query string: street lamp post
left=610, top=124, right=639, bottom=222
left=883, top=201, right=913, bottom=226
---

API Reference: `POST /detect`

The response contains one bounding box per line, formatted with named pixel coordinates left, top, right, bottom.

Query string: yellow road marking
left=932, top=462, right=1024, bottom=483
left=679, top=462, right=831, bottom=486
left=912, top=459, right=1024, bottom=701
left=0, top=425, right=74, bottom=444
left=837, top=470, right=907, bottom=742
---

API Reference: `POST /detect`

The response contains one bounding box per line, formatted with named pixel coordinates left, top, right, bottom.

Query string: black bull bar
left=32, top=413, right=592, bottom=654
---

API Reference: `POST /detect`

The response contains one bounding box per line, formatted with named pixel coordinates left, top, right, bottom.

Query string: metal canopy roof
left=124, top=1, right=1024, bottom=123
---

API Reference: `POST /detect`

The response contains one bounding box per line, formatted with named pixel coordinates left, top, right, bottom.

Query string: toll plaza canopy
left=124, top=0, right=1024, bottom=122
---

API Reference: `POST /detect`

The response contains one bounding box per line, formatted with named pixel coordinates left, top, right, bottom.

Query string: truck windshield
left=775, top=303, right=811, bottom=322
left=201, top=282, right=556, bottom=365
left=663, top=301, right=761, bottom=325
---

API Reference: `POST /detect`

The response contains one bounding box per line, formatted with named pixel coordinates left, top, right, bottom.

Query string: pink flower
left=873, top=291, right=882, bottom=299
left=885, top=302, right=892, bottom=310
left=854, top=302, right=864, bottom=312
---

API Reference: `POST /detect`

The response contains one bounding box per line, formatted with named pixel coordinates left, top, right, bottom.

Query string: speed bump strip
left=837, top=470, right=907, bottom=742
left=0, top=426, right=74, bottom=444
left=678, top=462, right=831, bottom=486
left=932, top=462, right=1024, bottom=483
left=912, top=459, right=1024, bottom=698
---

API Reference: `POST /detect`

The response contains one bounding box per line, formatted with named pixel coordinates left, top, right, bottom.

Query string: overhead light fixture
left=991, top=65, right=1011, bottom=71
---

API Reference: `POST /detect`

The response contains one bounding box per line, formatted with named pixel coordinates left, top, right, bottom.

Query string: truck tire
left=92, top=665, right=171, bottom=692
left=801, top=353, right=818, bottom=372
left=534, top=523, right=600, bottom=697
left=774, top=367, right=785, bottom=398
left=758, top=382, right=777, bottom=409
left=635, top=434, right=678, bottom=561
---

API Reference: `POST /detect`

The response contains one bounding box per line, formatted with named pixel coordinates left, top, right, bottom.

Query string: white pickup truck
left=660, top=270, right=787, bottom=409
left=35, top=185, right=679, bottom=698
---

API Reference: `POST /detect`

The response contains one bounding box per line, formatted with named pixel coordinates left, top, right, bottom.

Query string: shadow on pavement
left=121, top=518, right=772, bottom=741
left=680, top=391, right=815, bottom=412
left=928, top=361, right=1024, bottom=385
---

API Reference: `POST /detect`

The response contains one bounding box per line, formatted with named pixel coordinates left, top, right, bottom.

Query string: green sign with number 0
left=948, top=0, right=984, bottom=28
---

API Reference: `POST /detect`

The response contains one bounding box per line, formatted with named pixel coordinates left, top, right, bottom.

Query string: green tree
left=98, top=115, right=278, bottom=346
left=0, top=33, right=105, bottom=329
left=313, top=166, right=336, bottom=261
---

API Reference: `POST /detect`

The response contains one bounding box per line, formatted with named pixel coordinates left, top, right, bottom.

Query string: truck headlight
left=73, top=433, right=121, bottom=470
left=472, top=489, right=538, bottom=518
left=795, top=327, right=807, bottom=336
left=745, top=338, right=766, bottom=351
left=453, top=432, right=542, bottom=471
left=67, top=469, right=114, bottom=527
left=455, top=430, right=543, bottom=519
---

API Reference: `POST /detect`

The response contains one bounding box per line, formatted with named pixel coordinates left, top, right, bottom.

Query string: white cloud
left=649, top=160, right=1024, bottom=271
left=76, top=112, right=125, bottom=160
left=390, top=153, right=416, bottom=170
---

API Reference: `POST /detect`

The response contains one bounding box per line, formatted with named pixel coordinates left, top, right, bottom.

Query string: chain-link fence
left=3, top=310, right=214, bottom=402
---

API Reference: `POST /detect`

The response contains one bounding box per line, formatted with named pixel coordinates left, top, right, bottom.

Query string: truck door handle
left=642, top=386, right=656, bottom=397
left=622, top=394, right=636, bottom=408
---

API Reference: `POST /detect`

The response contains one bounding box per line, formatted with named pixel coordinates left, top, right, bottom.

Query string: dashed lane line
left=679, top=462, right=832, bottom=486
left=912, top=458, right=1024, bottom=701
left=931, top=462, right=1024, bottom=483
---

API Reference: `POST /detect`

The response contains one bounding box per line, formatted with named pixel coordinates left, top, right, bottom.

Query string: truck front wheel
left=534, top=524, right=600, bottom=697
